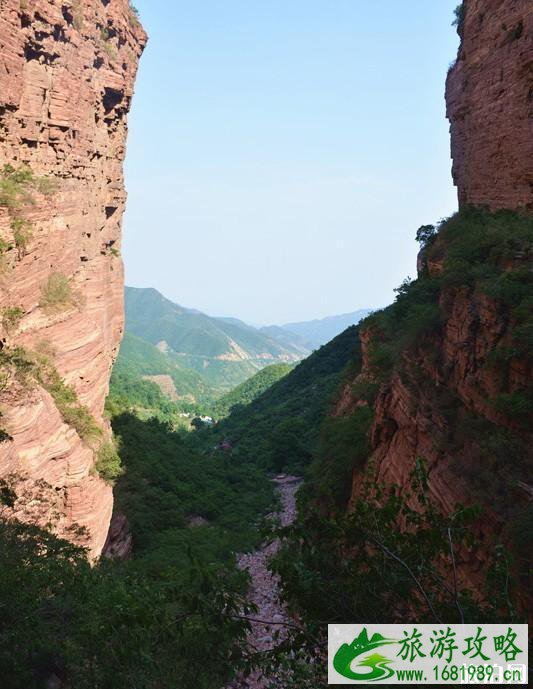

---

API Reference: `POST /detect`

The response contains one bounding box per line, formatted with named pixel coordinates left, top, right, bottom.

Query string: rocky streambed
left=226, top=474, right=302, bottom=689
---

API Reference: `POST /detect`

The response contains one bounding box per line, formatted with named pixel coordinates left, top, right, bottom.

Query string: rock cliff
left=0, top=0, right=145, bottom=557
left=446, top=0, right=533, bottom=210
left=338, top=0, right=532, bottom=579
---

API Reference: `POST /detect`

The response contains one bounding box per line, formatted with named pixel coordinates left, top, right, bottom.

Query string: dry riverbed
left=226, top=474, right=302, bottom=689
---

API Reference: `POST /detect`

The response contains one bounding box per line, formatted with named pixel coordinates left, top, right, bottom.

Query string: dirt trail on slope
left=226, top=474, right=302, bottom=689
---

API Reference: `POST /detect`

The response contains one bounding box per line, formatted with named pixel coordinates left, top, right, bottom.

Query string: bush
left=96, top=440, right=123, bottom=483
left=0, top=164, right=57, bottom=209
left=0, top=346, right=102, bottom=443
left=40, top=273, right=82, bottom=312
left=1, top=306, right=24, bottom=334
left=37, top=363, right=102, bottom=442
left=10, top=217, right=33, bottom=257
left=452, top=2, right=465, bottom=35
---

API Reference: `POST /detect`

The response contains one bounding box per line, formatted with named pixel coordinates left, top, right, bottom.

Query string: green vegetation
left=95, top=440, right=123, bottom=483
left=305, top=406, right=373, bottom=511
left=113, top=332, right=214, bottom=412
left=213, top=362, right=293, bottom=417
left=0, top=514, right=255, bottom=689
left=40, top=272, right=82, bottom=313
left=128, top=2, right=141, bottom=27
left=112, top=413, right=273, bottom=564
left=107, top=372, right=184, bottom=421
left=1, top=306, right=24, bottom=334
left=99, top=27, right=117, bottom=60
left=123, top=286, right=306, bottom=392
left=0, top=165, right=58, bottom=265
left=0, top=346, right=101, bottom=444
left=10, top=217, right=33, bottom=258
left=269, top=463, right=520, bottom=687
left=197, top=325, right=361, bottom=474
left=453, top=2, right=466, bottom=35
left=0, top=164, right=57, bottom=209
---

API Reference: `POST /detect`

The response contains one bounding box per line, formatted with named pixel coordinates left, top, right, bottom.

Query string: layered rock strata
left=446, top=0, right=533, bottom=211
left=0, top=0, right=145, bottom=557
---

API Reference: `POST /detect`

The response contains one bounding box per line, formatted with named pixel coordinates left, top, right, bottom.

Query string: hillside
left=124, top=286, right=308, bottom=391
left=279, top=308, right=372, bottom=348
left=201, top=326, right=361, bottom=473
left=112, top=332, right=213, bottom=409
left=213, top=363, right=294, bottom=418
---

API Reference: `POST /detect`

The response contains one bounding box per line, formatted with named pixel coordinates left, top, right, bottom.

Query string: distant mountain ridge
left=119, top=287, right=373, bottom=402
left=277, top=309, right=373, bottom=348
left=122, top=287, right=308, bottom=394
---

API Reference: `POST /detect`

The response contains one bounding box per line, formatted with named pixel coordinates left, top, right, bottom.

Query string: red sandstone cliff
left=338, top=0, right=532, bottom=577
left=446, top=0, right=533, bottom=211
left=0, top=0, right=145, bottom=557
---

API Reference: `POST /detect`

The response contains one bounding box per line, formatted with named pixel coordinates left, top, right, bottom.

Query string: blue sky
left=123, top=0, right=460, bottom=325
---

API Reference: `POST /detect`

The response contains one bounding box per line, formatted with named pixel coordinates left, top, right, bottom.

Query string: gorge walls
left=446, top=0, right=533, bottom=210
left=336, top=0, right=532, bottom=577
left=0, top=0, right=145, bottom=557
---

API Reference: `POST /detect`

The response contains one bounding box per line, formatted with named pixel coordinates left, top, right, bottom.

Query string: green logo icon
left=333, top=628, right=397, bottom=682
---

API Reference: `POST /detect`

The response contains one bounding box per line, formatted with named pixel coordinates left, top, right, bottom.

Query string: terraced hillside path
left=226, top=474, right=302, bottom=689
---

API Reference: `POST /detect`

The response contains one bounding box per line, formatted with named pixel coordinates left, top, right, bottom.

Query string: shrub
left=416, top=223, right=437, bottom=248
left=0, top=346, right=102, bottom=443
left=10, top=217, right=33, bottom=257
left=452, top=2, right=465, bottom=35
left=1, top=306, right=24, bottom=334
left=40, top=273, right=81, bottom=312
left=100, top=27, right=117, bottom=60
left=96, top=440, right=123, bottom=483
left=128, top=3, right=140, bottom=27
left=39, top=366, right=101, bottom=442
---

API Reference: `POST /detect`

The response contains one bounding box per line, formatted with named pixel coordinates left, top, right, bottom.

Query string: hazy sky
left=123, top=0, right=460, bottom=325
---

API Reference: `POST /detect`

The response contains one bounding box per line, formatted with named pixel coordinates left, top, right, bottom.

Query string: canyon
left=338, top=0, right=532, bottom=573
left=0, top=0, right=146, bottom=557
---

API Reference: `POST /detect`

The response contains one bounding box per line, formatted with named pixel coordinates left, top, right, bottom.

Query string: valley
left=0, top=1, right=531, bottom=687
left=112, top=285, right=371, bottom=416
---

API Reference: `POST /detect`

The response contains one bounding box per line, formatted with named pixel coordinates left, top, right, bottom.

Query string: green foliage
left=123, top=287, right=306, bottom=393
left=99, top=27, right=117, bottom=60
left=128, top=2, right=140, bottom=27
left=71, top=0, right=84, bottom=30
left=33, top=355, right=102, bottom=443
left=0, top=346, right=102, bottom=443
left=10, top=216, right=33, bottom=257
left=416, top=223, right=437, bottom=248
left=0, top=428, right=12, bottom=443
left=452, top=2, right=465, bottom=35
left=306, top=407, right=373, bottom=511
left=113, top=332, right=214, bottom=412
left=107, top=371, right=184, bottom=421
left=0, top=164, right=57, bottom=210
left=1, top=306, right=24, bottom=334
left=0, top=517, right=255, bottom=689
left=271, top=463, right=520, bottom=687
left=213, top=363, right=293, bottom=418
left=96, top=440, right=123, bottom=483
left=111, top=413, right=273, bottom=562
left=39, top=272, right=81, bottom=312
left=200, top=325, right=362, bottom=474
